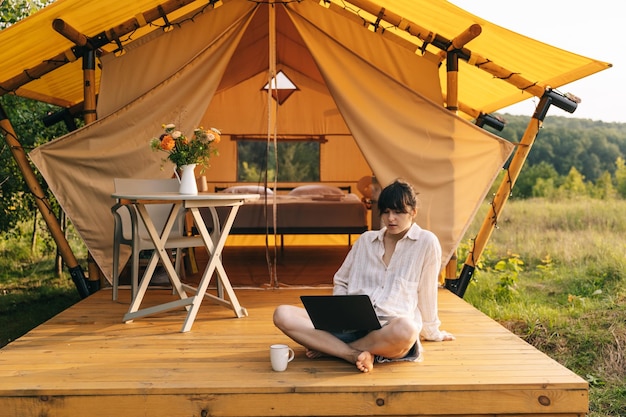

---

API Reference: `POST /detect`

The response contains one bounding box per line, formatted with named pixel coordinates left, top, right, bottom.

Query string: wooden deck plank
left=0, top=285, right=587, bottom=417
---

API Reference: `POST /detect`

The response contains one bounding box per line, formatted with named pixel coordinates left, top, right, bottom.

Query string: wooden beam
left=0, top=50, right=77, bottom=97
left=443, top=24, right=482, bottom=54
left=52, top=18, right=93, bottom=48
left=346, top=0, right=547, bottom=100
left=0, top=0, right=204, bottom=98
left=104, top=0, right=203, bottom=41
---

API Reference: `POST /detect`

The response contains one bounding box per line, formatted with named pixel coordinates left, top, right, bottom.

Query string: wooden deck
left=0, top=247, right=588, bottom=417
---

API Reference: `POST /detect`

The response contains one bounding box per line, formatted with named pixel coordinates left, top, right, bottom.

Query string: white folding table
left=110, top=191, right=260, bottom=332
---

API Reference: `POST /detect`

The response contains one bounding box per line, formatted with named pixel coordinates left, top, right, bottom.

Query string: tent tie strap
left=157, top=5, right=173, bottom=30
left=372, top=8, right=385, bottom=32
left=21, top=69, right=39, bottom=82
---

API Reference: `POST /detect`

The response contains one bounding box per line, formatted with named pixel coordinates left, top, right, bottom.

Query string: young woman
left=273, top=179, right=454, bottom=372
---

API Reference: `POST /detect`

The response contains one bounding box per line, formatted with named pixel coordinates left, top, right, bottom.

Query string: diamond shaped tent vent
left=262, top=70, right=298, bottom=105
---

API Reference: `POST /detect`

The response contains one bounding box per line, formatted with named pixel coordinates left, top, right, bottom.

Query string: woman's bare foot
left=355, top=351, right=374, bottom=373
left=307, top=348, right=373, bottom=372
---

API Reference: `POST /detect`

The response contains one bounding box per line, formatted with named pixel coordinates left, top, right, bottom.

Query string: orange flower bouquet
left=150, top=123, right=220, bottom=171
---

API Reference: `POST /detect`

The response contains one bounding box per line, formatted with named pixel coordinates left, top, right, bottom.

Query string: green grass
left=0, top=220, right=83, bottom=346
left=0, top=273, right=80, bottom=346
left=1, top=198, right=625, bottom=416
left=461, top=198, right=626, bottom=417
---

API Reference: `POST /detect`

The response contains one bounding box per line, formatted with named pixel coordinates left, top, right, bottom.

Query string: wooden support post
left=443, top=49, right=460, bottom=279
left=51, top=18, right=106, bottom=292
left=82, top=48, right=102, bottom=291
left=444, top=24, right=482, bottom=114
left=83, top=51, right=97, bottom=124
left=445, top=94, right=551, bottom=297
left=442, top=251, right=457, bottom=286
left=442, top=25, right=481, bottom=280
left=0, top=105, right=90, bottom=298
left=446, top=51, right=459, bottom=113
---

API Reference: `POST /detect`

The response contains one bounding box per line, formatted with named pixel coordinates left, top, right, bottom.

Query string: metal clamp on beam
left=69, top=265, right=92, bottom=298
left=534, top=88, right=580, bottom=120
left=476, top=113, right=506, bottom=131
left=445, top=264, right=474, bottom=298
left=43, top=108, right=77, bottom=130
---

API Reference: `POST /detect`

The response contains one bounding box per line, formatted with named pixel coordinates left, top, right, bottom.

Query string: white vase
left=176, top=164, right=198, bottom=195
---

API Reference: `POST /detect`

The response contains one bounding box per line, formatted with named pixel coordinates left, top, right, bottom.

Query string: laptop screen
left=300, top=295, right=381, bottom=332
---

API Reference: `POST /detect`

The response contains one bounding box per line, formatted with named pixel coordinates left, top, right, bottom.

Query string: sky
left=449, top=0, right=623, bottom=123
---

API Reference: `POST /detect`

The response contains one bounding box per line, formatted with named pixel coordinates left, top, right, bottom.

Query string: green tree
left=0, top=0, right=52, bottom=29
left=589, top=171, right=616, bottom=200
left=532, top=176, right=557, bottom=199
left=0, top=95, right=70, bottom=232
left=516, top=161, right=559, bottom=198
left=580, top=132, right=621, bottom=181
left=276, top=142, right=319, bottom=182
left=615, top=157, right=626, bottom=198
left=490, top=114, right=626, bottom=200
left=1, top=0, right=62, bottom=233
left=559, top=167, right=588, bottom=198
left=237, top=141, right=319, bottom=183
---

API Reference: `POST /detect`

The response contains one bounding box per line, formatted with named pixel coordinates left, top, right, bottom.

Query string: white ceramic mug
left=270, top=344, right=295, bottom=372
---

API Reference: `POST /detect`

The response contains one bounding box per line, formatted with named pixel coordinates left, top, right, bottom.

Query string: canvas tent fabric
left=27, top=0, right=515, bottom=282
left=0, top=0, right=610, bottom=118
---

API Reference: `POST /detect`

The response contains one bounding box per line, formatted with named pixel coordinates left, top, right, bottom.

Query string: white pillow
left=221, top=185, right=273, bottom=195
left=288, top=185, right=344, bottom=196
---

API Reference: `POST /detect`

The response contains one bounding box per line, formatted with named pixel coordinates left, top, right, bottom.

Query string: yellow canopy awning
left=0, top=0, right=611, bottom=119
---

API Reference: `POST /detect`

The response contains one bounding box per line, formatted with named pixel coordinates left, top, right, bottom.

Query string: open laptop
left=300, top=295, right=382, bottom=332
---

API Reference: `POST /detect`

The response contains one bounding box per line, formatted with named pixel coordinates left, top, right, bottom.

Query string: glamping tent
left=0, top=0, right=611, bottom=294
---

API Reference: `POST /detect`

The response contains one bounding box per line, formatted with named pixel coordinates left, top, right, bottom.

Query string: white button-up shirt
left=333, top=223, right=446, bottom=344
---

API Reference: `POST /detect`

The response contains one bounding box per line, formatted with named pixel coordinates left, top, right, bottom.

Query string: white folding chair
left=110, top=178, right=209, bottom=300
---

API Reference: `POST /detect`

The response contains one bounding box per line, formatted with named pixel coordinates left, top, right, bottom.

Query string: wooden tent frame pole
left=82, top=52, right=97, bottom=123
left=46, top=22, right=103, bottom=293
left=442, top=25, right=482, bottom=283
left=82, top=49, right=103, bottom=290
left=0, top=105, right=91, bottom=298
left=445, top=94, right=549, bottom=297
left=444, top=24, right=482, bottom=113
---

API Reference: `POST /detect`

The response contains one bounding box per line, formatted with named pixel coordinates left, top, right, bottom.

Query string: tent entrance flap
left=30, top=0, right=515, bottom=285
left=29, top=1, right=258, bottom=281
